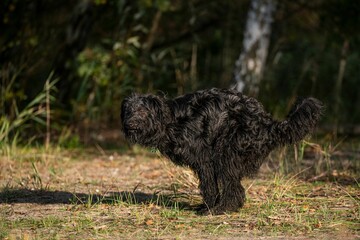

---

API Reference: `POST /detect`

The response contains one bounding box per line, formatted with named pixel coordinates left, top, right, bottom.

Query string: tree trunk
left=333, top=39, right=349, bottom=138
left=232, top=0, right=276, bottom=97
left=190, top=43, right=198, bottom=91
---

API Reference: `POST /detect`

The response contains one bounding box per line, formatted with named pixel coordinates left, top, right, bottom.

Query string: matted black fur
left=121, top=88, right=324, bottom=215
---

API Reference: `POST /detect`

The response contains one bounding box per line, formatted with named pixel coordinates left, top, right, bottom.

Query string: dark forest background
left=1, top=0, right=360, bottom=146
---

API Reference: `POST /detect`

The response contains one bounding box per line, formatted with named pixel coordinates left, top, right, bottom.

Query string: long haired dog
left=121, top=88, right=323, bottom=215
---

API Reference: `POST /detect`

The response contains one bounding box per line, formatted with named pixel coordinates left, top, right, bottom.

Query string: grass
left=0, top=143, right=359, bottom=239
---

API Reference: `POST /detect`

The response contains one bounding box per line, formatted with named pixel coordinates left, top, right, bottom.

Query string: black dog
left=121, top=88, right=323, bottom=215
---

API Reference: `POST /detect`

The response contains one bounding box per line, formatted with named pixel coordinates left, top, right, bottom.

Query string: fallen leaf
left=145, top=219, right=154, bottom=226
left=175, top=224, right=186, bottom=229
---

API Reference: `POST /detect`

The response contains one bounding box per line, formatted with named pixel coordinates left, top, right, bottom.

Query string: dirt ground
left=0, top=146, right=359, bottom=239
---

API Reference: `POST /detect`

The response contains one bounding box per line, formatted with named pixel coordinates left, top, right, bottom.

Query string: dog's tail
left=271, top=97, right=324, bottom=146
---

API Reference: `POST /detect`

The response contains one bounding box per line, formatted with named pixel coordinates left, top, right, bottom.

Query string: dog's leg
left=195, top=162, right=220, bottom=214
left=210, top=177, right=246, bottom=215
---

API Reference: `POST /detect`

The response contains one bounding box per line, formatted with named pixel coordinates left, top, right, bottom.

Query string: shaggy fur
left=121, top=88, right=324, bottom=215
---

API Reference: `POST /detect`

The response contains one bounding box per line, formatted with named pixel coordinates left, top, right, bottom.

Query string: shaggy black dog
left=121, top=88, right=323, bottom=215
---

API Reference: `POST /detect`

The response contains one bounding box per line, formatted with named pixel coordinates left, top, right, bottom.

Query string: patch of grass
left=1, top=145, right=359, bottom=239
left=0, top=73, right=58, bottom=157
left=242, top=176, right=359, bottom=237
left=0, top=218, right=10, bottom=240
left=1, top=216, right=64, bottom=239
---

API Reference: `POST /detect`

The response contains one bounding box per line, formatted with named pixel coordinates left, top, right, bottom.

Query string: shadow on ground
left=0, top=188, right=192, bottom=210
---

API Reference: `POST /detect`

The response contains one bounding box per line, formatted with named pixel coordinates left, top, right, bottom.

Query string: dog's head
left=121, top=93, right=169, bottom=146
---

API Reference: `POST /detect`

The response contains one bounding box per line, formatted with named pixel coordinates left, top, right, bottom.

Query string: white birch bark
left=233, top=0, right=276, bottom=96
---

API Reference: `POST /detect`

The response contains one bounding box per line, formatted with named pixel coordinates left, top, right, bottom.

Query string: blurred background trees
left=1, top=0, right=360, bottom=144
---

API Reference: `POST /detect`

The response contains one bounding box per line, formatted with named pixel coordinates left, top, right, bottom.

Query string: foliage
left=1, top=0, right=359, bottom=140
left=0, top=71, right=57, bottom=151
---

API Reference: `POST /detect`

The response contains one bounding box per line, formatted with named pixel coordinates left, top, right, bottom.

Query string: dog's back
left=168, top=88, right=274, bottom=143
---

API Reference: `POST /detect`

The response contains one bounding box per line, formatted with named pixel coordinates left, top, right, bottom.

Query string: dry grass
left=0, top=143, right=359, bottom=239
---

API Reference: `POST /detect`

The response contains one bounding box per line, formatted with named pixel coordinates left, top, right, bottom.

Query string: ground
left=0, top=141, right=359, bottom=239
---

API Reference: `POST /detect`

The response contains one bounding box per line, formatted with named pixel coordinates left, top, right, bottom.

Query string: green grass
left=0, top=144, right=359, bottom=239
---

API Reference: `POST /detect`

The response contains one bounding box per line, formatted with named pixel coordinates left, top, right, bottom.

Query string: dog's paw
left=194, top=204, right=228, bottom=216
left=194, top=204, right=207, bottom=213
left=194, top=204, right=212, bottom=215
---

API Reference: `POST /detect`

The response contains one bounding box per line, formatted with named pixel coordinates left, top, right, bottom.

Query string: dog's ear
left=147, top=95, right=163, bottom=109
left=146, top=95, right=166, bottom=120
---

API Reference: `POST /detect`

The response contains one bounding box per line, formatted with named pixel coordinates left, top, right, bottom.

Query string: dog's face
left=121, top=94, right=166, bottom=146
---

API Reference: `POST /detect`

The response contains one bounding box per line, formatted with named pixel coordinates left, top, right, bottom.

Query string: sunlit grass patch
left=241, top=175, right=359, bottom=236
left=0, top=144, right=359, bottom=239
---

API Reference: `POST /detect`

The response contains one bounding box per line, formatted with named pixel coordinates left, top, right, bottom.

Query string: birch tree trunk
left=333, top=39, right=349, bottom=138
left=232, top=0, right=276, bottom=96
